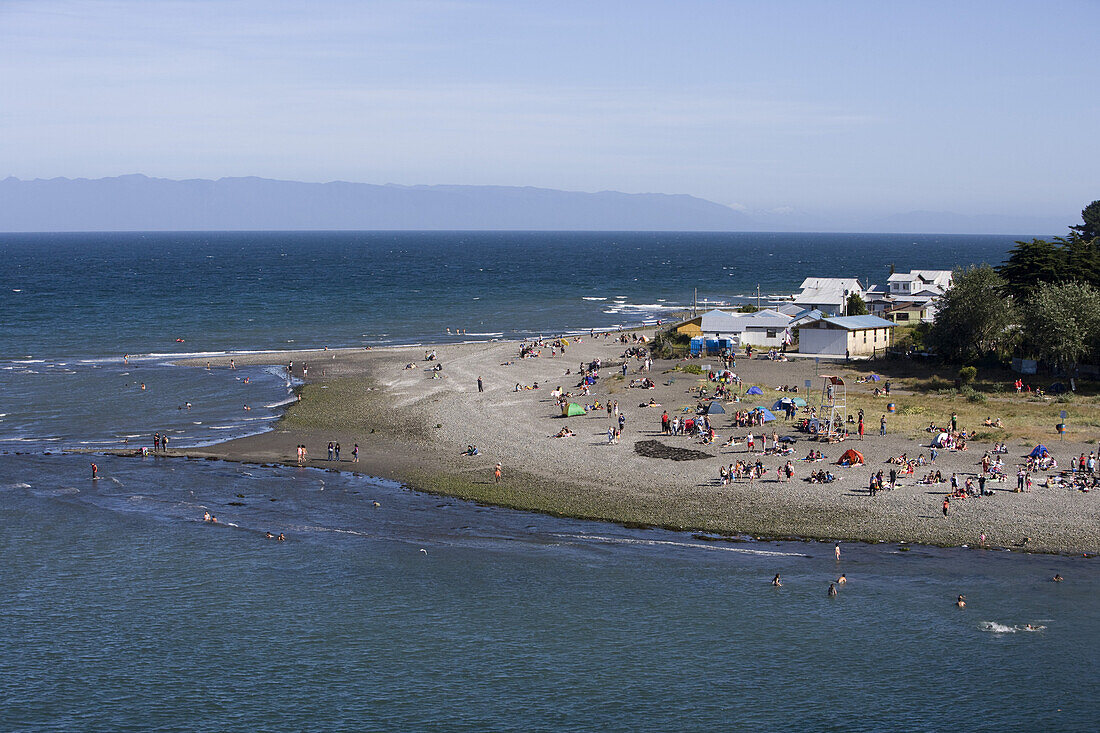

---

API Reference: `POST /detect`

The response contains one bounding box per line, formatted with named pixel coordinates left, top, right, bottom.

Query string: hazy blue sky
left=1, top=0, right=1097, bottom=219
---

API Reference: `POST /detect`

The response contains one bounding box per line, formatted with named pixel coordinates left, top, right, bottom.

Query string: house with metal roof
left=868, top=269, right=953, bottom=323
left=795, top=313, right=897, bottom=357
left=672, top=308, right=793, bottom=347
left=792, top=278, right=867, bottom=316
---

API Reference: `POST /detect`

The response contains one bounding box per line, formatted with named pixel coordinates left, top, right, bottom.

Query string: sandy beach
left=162, top=333, right=1100, bottom=555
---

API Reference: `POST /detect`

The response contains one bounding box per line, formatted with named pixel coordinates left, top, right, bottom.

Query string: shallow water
left=1, top=454, right=1096, bottom=731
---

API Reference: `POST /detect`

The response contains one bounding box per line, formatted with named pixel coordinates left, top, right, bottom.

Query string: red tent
left=837, top=448, right=864, bottom=466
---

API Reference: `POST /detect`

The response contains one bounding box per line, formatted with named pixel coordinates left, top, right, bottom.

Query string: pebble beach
left=173, top=333, right=1100, bottom=556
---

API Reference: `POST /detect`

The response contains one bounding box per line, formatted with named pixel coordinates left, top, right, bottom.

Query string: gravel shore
left=174, top=335, right=1100, bottom=555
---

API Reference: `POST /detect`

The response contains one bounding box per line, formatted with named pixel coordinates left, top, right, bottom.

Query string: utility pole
left=756, top=284, right=761, bottom=310
left=693, top=288, right=697, bottom=317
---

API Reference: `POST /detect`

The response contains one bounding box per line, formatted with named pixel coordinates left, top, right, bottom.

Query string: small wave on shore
left=553, top=533, right=807, bottom=557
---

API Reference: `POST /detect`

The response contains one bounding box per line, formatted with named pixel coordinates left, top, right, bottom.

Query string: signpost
left=1059, top=410, right=1067, bottom=440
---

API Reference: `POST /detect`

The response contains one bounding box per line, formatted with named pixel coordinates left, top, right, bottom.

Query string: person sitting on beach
left=554, top=427, right=575, bottom=438
left=404, top=362, right=417, bottom=369
left=462, top=445, right=479, bottom=456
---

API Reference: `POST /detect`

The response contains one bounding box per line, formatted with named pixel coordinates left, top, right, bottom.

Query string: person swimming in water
left=827, top=583, right=838, bottom=597
left=837, top=574, right=847, bottom=584
left=203, top=511, right=212, bottom=522
left=265, top=532, right=274, bottom=539
left=276, top=533, right=285, bottom=541
left=1053, top=574, right=1063, bottom=582
left=956, top=594, right=966, bottom=608
left=772, top=573, right=782, bottom=587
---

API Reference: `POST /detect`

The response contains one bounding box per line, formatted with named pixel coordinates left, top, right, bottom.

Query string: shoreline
left=73, top=335, right=1100, bottom=556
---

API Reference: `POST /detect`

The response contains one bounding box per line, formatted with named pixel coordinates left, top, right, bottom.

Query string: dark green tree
left=929, top=265, right=1015, bottom=362
left=1062, top=233, right=1100, bottom=288
left=997, top=238, right=1064, bottom=299
left=846, top=292, right=868, bottom=316
left=1069, top=200, right=1100, bottom=242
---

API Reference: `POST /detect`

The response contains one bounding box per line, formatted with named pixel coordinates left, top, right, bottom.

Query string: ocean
left=2, top=231, right=1096, bottom=731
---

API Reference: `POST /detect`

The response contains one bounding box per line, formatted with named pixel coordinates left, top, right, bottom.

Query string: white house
left=673, top=308, right=792, bottom=347
left=792, top=278, right=867, bottom=316
left=869, top=269, right=953, bottom=323
left=795, top=314, right=897, bottom=357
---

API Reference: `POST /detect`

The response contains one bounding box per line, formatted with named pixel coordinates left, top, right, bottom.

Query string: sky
left=1, top=0, right=1097, bottom=222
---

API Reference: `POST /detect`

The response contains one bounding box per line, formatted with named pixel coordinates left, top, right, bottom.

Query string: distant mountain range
left=0, top=175, right=1067, bottom=235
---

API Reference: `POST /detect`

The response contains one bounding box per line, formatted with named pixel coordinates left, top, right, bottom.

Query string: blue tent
left=1029, top=444, right=1049, bottom=458
left=751, top=407, right=776, bottom=422
left=746, top=385, right=764, bottom=395
left=706, top=401, right=726, bottom=414
left=772, top=398, right=793, bottom=411
left=869, top=374, right=881, bottom=382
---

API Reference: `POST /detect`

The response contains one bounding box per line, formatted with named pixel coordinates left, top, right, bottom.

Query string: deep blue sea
left=2, top=231, right=1097, bottom=731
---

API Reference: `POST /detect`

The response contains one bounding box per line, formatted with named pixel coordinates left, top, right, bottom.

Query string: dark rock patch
left=634, top=440, right=712, bottom=461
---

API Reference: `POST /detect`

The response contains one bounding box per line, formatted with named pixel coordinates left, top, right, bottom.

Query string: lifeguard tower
left=817, top=375, right=847, bottom=441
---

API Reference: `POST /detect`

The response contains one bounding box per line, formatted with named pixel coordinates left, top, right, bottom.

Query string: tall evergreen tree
left=1069, top=200, right=1100, bottom=242
left=997, top=238, right=1063, bottom=299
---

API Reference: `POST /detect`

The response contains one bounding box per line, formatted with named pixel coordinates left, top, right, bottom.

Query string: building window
left=863, top=331, right=867, bottom=344
left=766, top=329, right=776, bottom=338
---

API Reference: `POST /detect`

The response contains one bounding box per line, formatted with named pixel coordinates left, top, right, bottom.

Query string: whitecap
left=979, top=621, right=1017, bottom=633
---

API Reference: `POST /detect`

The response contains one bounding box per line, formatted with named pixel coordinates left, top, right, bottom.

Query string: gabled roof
left=798, top=277, right=863, bottom=290
left=820, top=315, right=898, bottom=330
left=697, top=308, right=791, bottom=333
left=887, top=269, right=952, bottom=283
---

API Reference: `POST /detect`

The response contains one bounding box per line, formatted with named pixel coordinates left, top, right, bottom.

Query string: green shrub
left=958, top=366, right=977, bottom=385
left=900, top=404, right=925, bottom=416
left=676, top=364, right=703, bottom=374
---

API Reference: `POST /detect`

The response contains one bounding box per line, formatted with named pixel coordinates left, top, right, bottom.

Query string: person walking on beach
left=493, top=462, right=502, bottom=483
left=335, top=443, right=341, bottom=461
left=943, top=497, right=950, bottom=517
left=858, top=417, right=864, bottom=440
left=880, top=415, right=887, bottom=436
left=162, top=435, right=168, bottom=451
left=951, top=412, right=958, bottom=432
left=477, top=376, right=483, bottom=393
left=353, top=443, right=359, bottom=463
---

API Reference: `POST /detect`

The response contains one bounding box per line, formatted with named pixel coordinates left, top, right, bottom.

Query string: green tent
left=562, top=402, right=586, bottom=417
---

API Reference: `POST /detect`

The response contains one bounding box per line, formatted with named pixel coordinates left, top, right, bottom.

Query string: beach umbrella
left=746, top=385, right=764, bottom=395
